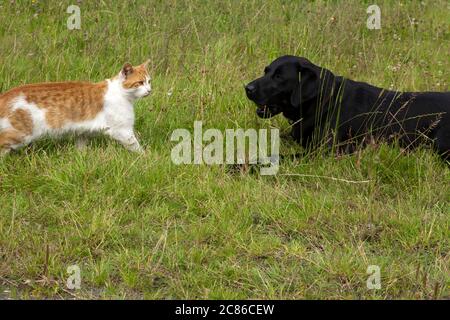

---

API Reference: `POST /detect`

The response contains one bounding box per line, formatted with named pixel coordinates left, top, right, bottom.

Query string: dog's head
left=245, top=55, right=328, bottom=119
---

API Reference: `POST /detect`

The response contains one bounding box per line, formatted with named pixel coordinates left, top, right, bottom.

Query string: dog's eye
left=274, top=74, right=282, bottom=81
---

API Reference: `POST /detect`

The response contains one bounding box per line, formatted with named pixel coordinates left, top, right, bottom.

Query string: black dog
left=245, top=55, right=450, bottom=160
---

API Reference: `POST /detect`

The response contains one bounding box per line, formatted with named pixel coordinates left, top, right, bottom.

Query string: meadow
left=0, top=0, right=449, bottom=299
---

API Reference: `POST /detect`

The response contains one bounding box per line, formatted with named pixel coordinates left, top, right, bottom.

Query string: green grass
left=0, top=0, right=449, bottom=299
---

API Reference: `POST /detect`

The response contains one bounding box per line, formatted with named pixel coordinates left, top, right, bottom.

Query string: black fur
left=245, top=55, right=450, bottom=160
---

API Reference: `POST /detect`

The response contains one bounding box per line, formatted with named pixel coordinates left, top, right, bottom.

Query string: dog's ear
left=290, top=58, right=321, bottom=108
left=290, top=75, right=301, bottom=108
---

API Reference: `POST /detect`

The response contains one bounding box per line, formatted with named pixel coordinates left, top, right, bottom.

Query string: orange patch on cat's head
left=120, top=60, right=151, bottom=90
left=117, top=60, right=152, bottom=100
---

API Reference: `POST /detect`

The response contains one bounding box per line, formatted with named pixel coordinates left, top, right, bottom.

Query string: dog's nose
left=245, top=84, right=256, bottom=95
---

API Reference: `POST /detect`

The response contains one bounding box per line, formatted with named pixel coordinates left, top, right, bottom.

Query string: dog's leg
left=435, top=127, right=450, bottom=162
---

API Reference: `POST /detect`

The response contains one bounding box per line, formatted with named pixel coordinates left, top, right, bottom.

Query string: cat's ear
left=142, top=59, right=150, bottom=69
left=121, top=63, right=134, bottom=79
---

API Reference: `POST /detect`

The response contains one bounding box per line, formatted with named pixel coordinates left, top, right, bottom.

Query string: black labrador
left=245, top=55, right=450, bottom=161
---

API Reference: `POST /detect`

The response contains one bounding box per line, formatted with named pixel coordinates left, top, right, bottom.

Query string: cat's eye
left=135, top=81, right=145, bottom=87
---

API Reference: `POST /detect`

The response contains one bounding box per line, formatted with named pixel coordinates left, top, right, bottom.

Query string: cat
left=0, top=60, right=151, bottom=155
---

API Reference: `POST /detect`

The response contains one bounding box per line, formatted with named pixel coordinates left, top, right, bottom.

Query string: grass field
left=0, top=0, right=449, bottom=299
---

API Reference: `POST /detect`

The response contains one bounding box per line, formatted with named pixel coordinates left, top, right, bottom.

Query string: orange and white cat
left=0, top=60, right=151, bottom=155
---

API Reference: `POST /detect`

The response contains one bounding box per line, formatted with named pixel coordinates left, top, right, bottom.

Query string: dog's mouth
left=255, top=104, right=282, bottom=118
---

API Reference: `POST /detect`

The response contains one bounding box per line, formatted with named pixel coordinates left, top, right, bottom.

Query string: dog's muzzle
left=256, top=105, right=282, bottom=118
left=245, top=83, right=282, bottom=118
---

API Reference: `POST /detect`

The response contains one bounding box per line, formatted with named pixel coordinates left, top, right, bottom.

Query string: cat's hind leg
left=106, top=128, right=143, bottom=153
left=0, top=148, right=11, bottom=157
left=75, top=136, right=89, bottom=151
left=0, top=129, right=25, bottom=155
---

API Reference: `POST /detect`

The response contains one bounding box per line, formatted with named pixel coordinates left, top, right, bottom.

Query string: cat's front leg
left=124, top=136, right=144, bottom=153
left=107, top=128, right=144, bottom=153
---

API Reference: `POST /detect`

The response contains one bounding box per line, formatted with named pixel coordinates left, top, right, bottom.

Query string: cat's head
left=118, top=60, right=152, bottom=99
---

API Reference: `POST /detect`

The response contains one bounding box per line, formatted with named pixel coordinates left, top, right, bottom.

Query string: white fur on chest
left=103, top=79, right=135, bottom=130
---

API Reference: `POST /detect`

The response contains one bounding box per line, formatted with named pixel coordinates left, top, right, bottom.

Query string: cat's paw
left=126, top=143, right=145, bottom=154
left=135, top=146, right=145, bottom=154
